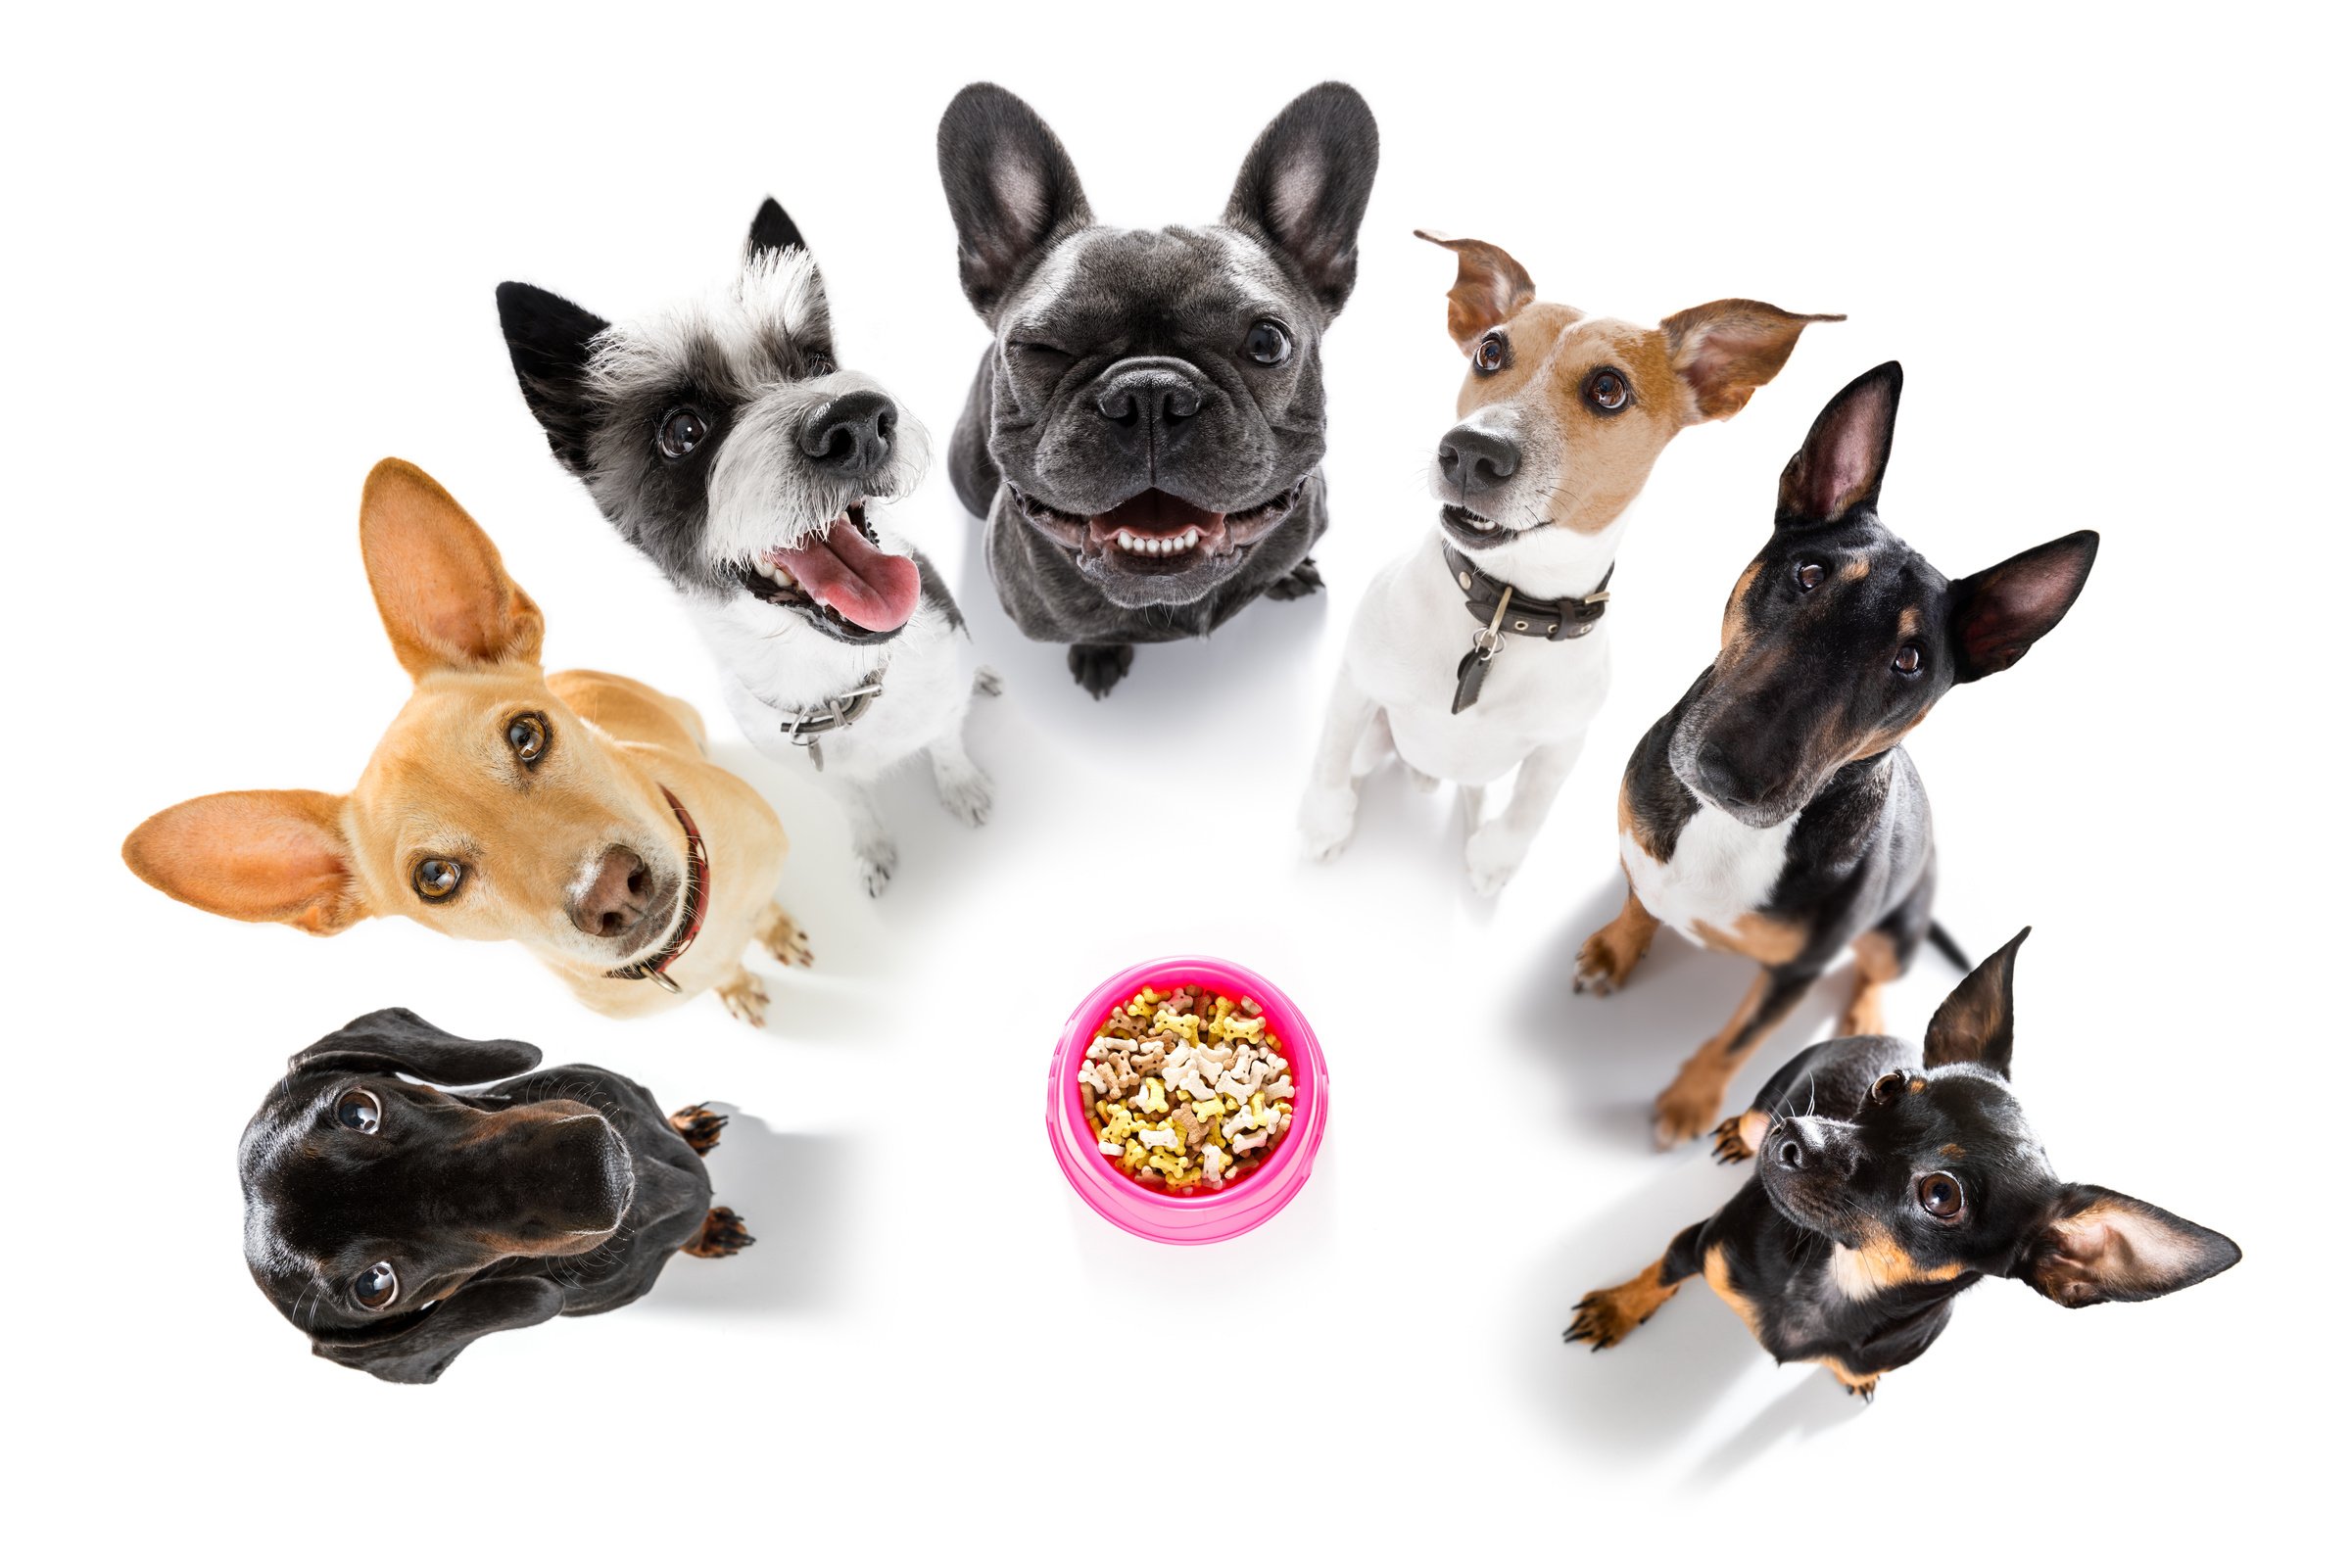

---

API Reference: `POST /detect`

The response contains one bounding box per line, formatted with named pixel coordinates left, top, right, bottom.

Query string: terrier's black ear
left=937, top=82, right=1091, bottom=320
left=496, top=282, right=609, bottom=475
left=1226, top=82, right=1380, bottom=315
left=2015, top=1186, right=2241, bottom=1308
left=1778, top=360, right=1901, bottom=525
left=289, top=1008, right=542, bottom=1085
left=311, top=1275, right=565, bottom=1384
left=1947, top=531, right=2099, bottom=683
left=1922, top=928, right=2028, bottom=1077
left=746, top=197, right=808, bottom=262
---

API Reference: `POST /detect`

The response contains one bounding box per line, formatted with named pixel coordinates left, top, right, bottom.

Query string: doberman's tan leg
left=1575, top=883, right=1662, bottom=996
left=1564, top=1257, right=1683, bottom=1351
left=1843, top=929, right=1900, bottom=1037
left=1655, top=968, right=1818, bottom=1148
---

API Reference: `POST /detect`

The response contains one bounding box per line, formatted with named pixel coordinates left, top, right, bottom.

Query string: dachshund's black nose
left=1437, top=424, right=1519, bottom=499
left=801, top=390, right=897, bottom=476
left=572, top=847, right=650, bottom=939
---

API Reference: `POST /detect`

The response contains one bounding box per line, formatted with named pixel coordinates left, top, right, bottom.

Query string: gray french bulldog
left=937, top=81, right=1379, bottom=696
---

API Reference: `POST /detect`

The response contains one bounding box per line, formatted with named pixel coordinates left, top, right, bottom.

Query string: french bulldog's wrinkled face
left=939, top=82, right=1377, bottom=609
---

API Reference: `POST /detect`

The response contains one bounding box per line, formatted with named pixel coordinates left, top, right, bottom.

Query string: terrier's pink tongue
left=765, top=517, right=919, bottom=632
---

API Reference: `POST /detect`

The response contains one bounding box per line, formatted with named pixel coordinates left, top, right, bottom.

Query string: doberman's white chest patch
left=1621, top=804, right=1797, bottom=944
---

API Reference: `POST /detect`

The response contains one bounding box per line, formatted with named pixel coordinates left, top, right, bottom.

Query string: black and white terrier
left=498, top=201, right=997, bottom=896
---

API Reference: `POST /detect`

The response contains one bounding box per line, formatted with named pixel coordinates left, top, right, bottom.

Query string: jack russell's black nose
left=801, top=390, right=897, bottom=475
left=572, top=846, right=651, bottom=939
left=1093, top=364, right=1202, bottom=451
left=1437, top=424, right=1518, bottom=498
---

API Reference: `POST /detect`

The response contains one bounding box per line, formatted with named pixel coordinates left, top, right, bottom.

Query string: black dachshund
left=241, top=1008, right=750, bottom=1383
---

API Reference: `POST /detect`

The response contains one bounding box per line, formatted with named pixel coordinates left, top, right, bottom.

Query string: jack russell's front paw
left=756, top=906, right=814, bottom=967
left=972, top=666, right=1004, bottom=699
left=1464, top=824, right=1531, bottom=896
left=855, top=838, right=899, bottom=898
left=934, top=763, right=993, bottom=828
left=1297, top=784, right=1358, bottom=864
left=715, top=969, right=770, bottom=1029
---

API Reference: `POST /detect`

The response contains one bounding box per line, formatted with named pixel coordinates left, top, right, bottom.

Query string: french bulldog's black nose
left=572, top=846, right=650, bottom=939
left=801, top=390, right=897, bottom=475
left=1093, top=367, right=1202, bottom=446
left=1437, top=425, right=1519, bottom=498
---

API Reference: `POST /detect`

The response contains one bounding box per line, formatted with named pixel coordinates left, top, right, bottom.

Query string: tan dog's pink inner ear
left=359, top=458, right=547, bottom=679
left=1662, top=300, right=1845, bottom=421
left=1414, top=230, right=1539, bottom=349
left=121, top=788, right=366, bottom=934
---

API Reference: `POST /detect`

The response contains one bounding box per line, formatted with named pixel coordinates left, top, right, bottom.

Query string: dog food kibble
left=1078, top=985, right=1294, bottom=1191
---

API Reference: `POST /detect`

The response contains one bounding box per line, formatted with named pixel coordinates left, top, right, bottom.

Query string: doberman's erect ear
left=311, top=1275, right=565, bottom=1384
left=289, top=1008, right=542, bottom=1085
left=2014, top=1185, right=2241, bottom=1308
left=123, top=788, right=365, bottom=935
left=1778, top=360, right=1901, bottom=525
left=360, top=458, right=546, bottom=679
left=1226, top=82, right=1379, bottom=315
left=937, top=83, right=1092, bottom=320
left=1414, top=231, right=1542, bottom=351
left=1662, top=300, right=1843, bottom=423
left=1922, top=927, right=2028, bottom=1077
left=495, top=282, right=609, bottom=476
left=1946, top=531, right=2099, bottom=683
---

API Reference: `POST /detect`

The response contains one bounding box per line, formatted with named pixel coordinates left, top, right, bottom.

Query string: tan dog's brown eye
left=506, top=711, right=550, bottom=766
left=1584, top=367, right=1631, bottom=413
left=1473, top=333, right=1507, bottom=374
left=1794, top=561, right=1827, bottom=592
left=1870, top=1071, right=1906, bottom=1104
left=334, top=1088, right=381, bottom=1134
left=355, top=1261, right=400, bottom=1310
left=413, top=858, right=464, bottom=901
left=656, top=407, right=707, bottom=459
left=1243, top=319, right=1292, bottom=366
left=1893, top=644, right=1923, bottom=676
left=1917, top=1172, right=1965, bottom=1219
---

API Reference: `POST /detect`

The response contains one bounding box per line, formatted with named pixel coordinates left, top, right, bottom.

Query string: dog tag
left=807, top=737, right=825, bottom=772
left=1453, top=646, right=1493, bottom=714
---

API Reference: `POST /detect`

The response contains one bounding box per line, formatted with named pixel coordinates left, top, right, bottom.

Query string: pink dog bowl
left=1047, top=956, right=1329, bottom=1245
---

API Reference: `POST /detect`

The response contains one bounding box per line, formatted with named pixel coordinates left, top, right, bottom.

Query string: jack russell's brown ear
left=1662, top=300, right=1843, bottom=422
left=359, top=458, right=546, bottom=679
left=121, top=788, right=365, bottom=934
left=1415, top=230, right=1541, bottom=350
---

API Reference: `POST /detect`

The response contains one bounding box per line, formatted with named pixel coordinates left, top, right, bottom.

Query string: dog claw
left=1067, top=642, right=1134, bottom=698
left=1711, top=1113, right=1757, bottom=1164
left=757, top=908, right=815, bottom=967
left=669, top=1103, right=728, bottom=1155
left=935, top=766, right=993, bottom=828
left=1264, top=556, right=1323, bottom=601
left=684, top=1205, right=755, bottom=1259
left=716, top=971, right=770, bottom=1028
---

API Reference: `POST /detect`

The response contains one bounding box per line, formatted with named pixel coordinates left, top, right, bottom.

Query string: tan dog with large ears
left=1299, top=232, right=1838, bottom=893
left=122, top=459, right=808, bottom=1025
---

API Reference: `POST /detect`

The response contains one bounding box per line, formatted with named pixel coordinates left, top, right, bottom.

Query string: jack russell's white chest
left=1620, top=803, right=1797, bottom=944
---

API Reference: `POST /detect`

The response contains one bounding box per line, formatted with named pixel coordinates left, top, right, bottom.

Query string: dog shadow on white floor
left=642, top=1110, right=850, bottom=1316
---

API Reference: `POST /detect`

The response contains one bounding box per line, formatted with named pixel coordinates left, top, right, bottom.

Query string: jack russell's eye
left=506, top=711, right=551, bottom=766
left=656, top=407, right=707, bottom=460
left=412, top=858, right=464, bottom=902
left=1916, top=1172, right=1965, bottom=1220
left=1472, top=333, right=1508, bottom=374
left=1794, top=561, right=1827, bottom=592
left=1243, top=319, right=1293, bottom=366
left=1583, top=367, right=1631, bottom=414
left=1870, top=1071, right=1907, bottom=1104
left=1893, top=643, right=1924, bottom=676
left=334, top=1088, right=381, bottom=1134
left=354, top=1261, right=400, bottom=1310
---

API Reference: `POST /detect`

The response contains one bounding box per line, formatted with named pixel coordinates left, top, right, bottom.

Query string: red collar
left=604, top=786, right=709, bottom=993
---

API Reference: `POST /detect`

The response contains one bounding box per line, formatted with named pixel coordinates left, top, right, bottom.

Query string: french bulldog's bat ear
left=1413, top=230, right=1541, bottom=350
left=2015, top=1185, right=2241, bottom=1308
left=937, top=82, right=1092, bottom=319
left=311, top=1275, right=565, bottom=1384
left=1777, top=360, right=1901, bottom=525
left=360, top=458, right=546, bottom=678
left=746, top=197, right=808, bottom=261
left=1947, top=531, right=2099, bottom=683
left=1662, top=301, right=1844, bottom=422
left=289, top=1008, right=543, bottom=1084
left=1923, top=927, right=2028, bottom=1076
left=1227, top=82, right=1380, bottom=314
left=495, top=282, right=608, bottom=476
left=122, top=789, right=365, bottom=935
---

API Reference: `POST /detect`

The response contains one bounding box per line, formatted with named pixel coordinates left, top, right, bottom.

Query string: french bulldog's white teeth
left=1112, top=527, right=1204, bottom=557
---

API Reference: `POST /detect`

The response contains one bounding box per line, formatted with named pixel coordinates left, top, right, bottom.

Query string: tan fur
left=1568, top=1256, right=1682, bottom=1350
left=1653, top=971, right=1816, bottom=1144
left=1702, top=1245, right=1764, bottom=1336
left=1844, top=928, right=1901, bottom=1035
left=1574, top=884, right=1660, bottom=995
left=1693, top=912, right=1806, bottom=966
left=120, top=458, right=801, bottom=1025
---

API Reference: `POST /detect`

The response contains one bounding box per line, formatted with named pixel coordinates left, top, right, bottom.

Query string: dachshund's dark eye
left=1794, top=561, right=1827, bottom=592
left=1893, top=643, right=1923, bottom=676
left=1870, top=1071, right=1906, bottom=1104
left=354, top=1262, right=400, bottom=1310
left=412, top=858, right=463, bottom=902
left=1473, top=333, right=1508, bottom=374
left=506, top=711, right=550, bottom=766
left=1583, top=367, right=1631, bottom=414
left=334, top=1088, right=381, bottom=1134
left=655, top=407, right=707, bottom=459
left=1917, top=1172, right=1965, bottom=1219
left=1243, top=319, right=1292, bottom=366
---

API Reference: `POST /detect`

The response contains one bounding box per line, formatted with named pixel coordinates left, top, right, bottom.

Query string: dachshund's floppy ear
left=312, top=1276, right=564, bottom=1384
left=289, top=1008, right=542, bottom=1085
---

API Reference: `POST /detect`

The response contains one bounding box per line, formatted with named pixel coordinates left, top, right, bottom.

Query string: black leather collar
left=1443, top=544, right=1612, bottom=642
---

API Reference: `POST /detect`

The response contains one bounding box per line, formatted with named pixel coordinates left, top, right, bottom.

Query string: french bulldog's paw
left=935, top=763, right=993, bottom=828
left=1563, top=1271, right=1675, bottom=1352
left=1712, top=1110, right=1767, bottom=1165
left=684, top=1206, right=755, bottom=1259
left=1653, top=1078, right=1725, bottom=1150
left=1265, top=556, right=1324, bottom=601
left=668, top=1103, right=728, bottom=1155
left=1297, top=784, right=1358, bottom=864
left=856, top=839, right=899, bottom=898
left=715, top=970, right=770, bottom=1029
left=1464, top=824, right=1530, bottom=896
left=972, top=666, right=1004, bottom=699
left=1068, top=642, right=1134, bottom=698
left=756, top=906, right=815, bottom=967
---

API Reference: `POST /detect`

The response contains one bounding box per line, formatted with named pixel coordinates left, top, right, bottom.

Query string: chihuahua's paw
left=1712, top=1109, right=1768, bottom=1165
left=684, top=1206, right=755, bottom=1259
left=1068, top=642, right=1134, bottom=698
left=1564, top=1271, right=1676, bottom=1352
left=715, top=970, right=770, bottom=1029
left=935, top=763, right=993, bottom=828
left=1465, top=824, right=1531, bottom=897
left=1827, top=1364, right=1880, bottom=1402
left=756, top=907, right=815, bottom=967
left=1297, top=784, right=1359, bottom=864
left=1653, top=1080, right=1725, bottom=1149
left=668, top=1103, right=729, bottom=1156
left=972, top=665, right=1004, bottom=699
left=1264, top=556, right=1323, bottom=601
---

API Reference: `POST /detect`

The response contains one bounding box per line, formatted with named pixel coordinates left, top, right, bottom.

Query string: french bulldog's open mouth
left=1011, top=481, right=1306, bottom=572
left=731, top=502, right=919, bottom=644
left=1440, top=502, right=1552, bottom=550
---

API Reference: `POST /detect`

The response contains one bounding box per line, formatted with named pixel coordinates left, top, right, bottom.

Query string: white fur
left=1618, top=803, right=1798, bottom=945
left=700, top=368, right=932, bottom=565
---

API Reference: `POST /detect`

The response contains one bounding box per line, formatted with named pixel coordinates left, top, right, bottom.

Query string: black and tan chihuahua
left=1566, top=931, right=2239, bottom=1400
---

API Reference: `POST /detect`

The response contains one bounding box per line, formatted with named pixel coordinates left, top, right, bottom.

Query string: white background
left=9, top=3, right=2339, bottom=1558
